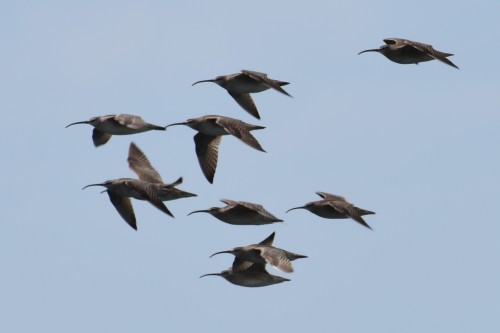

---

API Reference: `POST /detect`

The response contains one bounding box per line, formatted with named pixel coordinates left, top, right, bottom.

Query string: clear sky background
left=1, top=1, right=499, bottom=332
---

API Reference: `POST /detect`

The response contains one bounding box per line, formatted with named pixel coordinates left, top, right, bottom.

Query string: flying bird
left=200, top=263, right=290, bottom=288
left=209, top=232, right=307, bottom=273
left=81, top=143, right=196, bottom=230
left=287, top=192, right=375, bottom=229
left=166, top=115, right=265, bottom=183
left=189, top=199, right=282, bottom=225
left=192, top=70, right=292, bottom=119
left=358, top=38, right=459, bottom=69
left=66, top=114, right=166, bottom=147
left=82, top=178, right=174, bottom=230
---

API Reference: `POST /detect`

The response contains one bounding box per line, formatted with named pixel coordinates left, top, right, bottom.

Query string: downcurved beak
left=166, top=122, right=188, bottom=128
left=209, top=250, right=233, bottom=258
left=285, top=206, right=306, bottom=213
left=192, top=79, right=215, bottom=86
left=200, top=273, right=220, bottom=278
left=188, top=209, right=210, bottom=216
left=82, top=183, right=106, bottom=190
left=65, top=120, right=89, bottom=128
left=358, top=48, right=380, bottom=55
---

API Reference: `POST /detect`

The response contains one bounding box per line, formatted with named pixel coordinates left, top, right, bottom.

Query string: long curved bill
left=192, top=79, right=215, bottom=86
left=358, top=48, right=380, bottom=55
left=65, top=120, right=89, bottom=128
left=165, top=122, right=188, bottom=128
left=285, top=206, right=306, bottom=213
left=209, top=250, right=232, bottom=258
left=199, top=273, right=220, bottom=278
left=82, top=183, right=106, bottom=190
left=187, top=209, right=210, bottom=216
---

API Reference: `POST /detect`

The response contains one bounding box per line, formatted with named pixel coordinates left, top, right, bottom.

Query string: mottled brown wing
left=92, top=128, right=112, bottom=147
left=258, top=232, right=275, bottom=246
left=330, top=201, right=372, bottom=229
left=194, top=133, right=221, bottom=184
left=259, top=247, right=294, bottom=273
left=227, top=91, right=260, bottom=119
left=113, top=114, right=146, bottom=130
left=133, top=182, right=174, bottom=217
left=316, top=192, right=348, bottom=202
left=107, top=191, right=137, bottom=230
left=241, top=69, right=291, bottom=97
left=127, top=142, right=163, bottom=183
left=215, top=117, right=265, bottom=152
left=236, top=201, right=281, bottom=221
left=406, top=40, right=459, bottom=69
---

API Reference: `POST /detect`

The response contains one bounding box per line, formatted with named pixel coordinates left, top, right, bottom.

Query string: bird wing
left=259, top=247, right=294, bottom=273
left=383, top=38, right=402, bottom=45
left=106, top=191, right=137, bottom=230
left=329, top=201, right=372, bottom=229
left=405, top=40, right=459, bottom=69
left=165, top=176, right=183, bottom=187
left=227, top=91, right=260, bottom=119
left=113, top=114, right=146, bottom=130
left=92, top=128, right=112, bottom=147
left=127, top=142, right=163, bottom=183
left=238, top=201, right=281, bottom=221
left=316, top=192, right=348, bottom=202
left=194, top=133, right=221, bottom=184
left=241, top=70, right=291, bottom=97
left=232, top=257, right=257, bottom=273
left=131, top=181, right=174, bottom=217
left=258, top=232, right=275, bottom=246
left=215, top=117, right=265, bottom=152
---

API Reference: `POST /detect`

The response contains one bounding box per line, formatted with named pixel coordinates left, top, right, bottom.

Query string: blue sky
left=1, top=1, right=499, bottom=332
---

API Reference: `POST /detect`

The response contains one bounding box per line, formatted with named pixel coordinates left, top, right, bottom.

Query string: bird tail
left=357, top=207, right=375, bottom=216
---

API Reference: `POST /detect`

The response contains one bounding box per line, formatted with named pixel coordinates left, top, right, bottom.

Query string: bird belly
left=312, top=207, right=348, bottom=219
left=223, top=77, right=270, bottom=93
left=218, top=215, right=277, bottom=225
left=385, top=50, right=433, bottom=64
left=96, top=122, right=146, bottom=135
left=228, top=275, right=277, bottom=287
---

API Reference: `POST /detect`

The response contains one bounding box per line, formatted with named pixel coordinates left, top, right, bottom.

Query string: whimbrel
left=82, top=178, right=174, bottom=230
left=287, top=192, right=375, bottom=229
left=66, top=114, right=166, bottom=147
left=200, top=263, right=290, bottom=288
left=210, top=232, right=307, bottom=273
left=166, top=115, right=265, bottom=183
left=192, top=70, right=292, bottom=119
left=358, top=38, right=459, bottom=69
left=127, top=142, right=197, bottom=201
left=188, top=199, right=282, bottom=225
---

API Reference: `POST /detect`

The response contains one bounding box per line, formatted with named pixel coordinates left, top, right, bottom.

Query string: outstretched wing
left=194, top=133, right=221, bottom=184
left=127, top=142, right=163, bottom=183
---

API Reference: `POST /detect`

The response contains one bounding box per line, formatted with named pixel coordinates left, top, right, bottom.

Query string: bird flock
left=66, top=38, right=458, bottom=287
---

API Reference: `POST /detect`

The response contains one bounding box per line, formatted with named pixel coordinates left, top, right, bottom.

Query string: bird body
left=66, top=114, right=166, bottom=147
left=358, top=38, right=459, bottom=69
left=287, top=192, right=375, bottom=229
left=192, top=70, right=291, bottom=119
left=200, top=265, right=290, bottom=288
left=82, top=178, right=174, bottom=230
left=189, top=199, right=282, bottom=225
left=167, top=115, right=265, bottom=183
left=82, top=143, right=196, bottom=230
left=210, top=232, right=307, bottom=273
